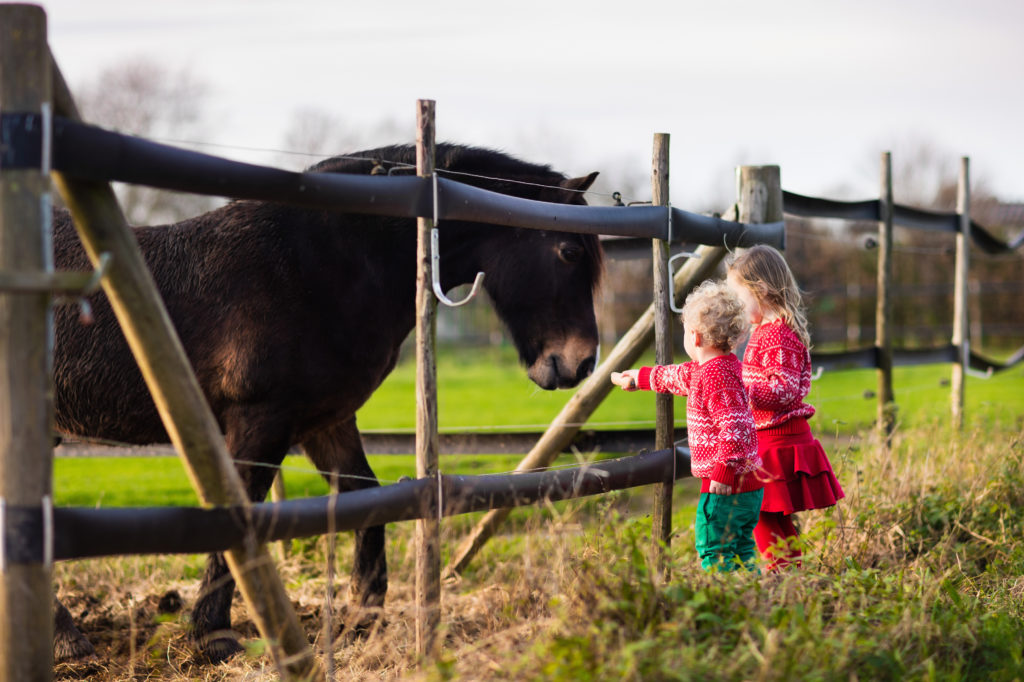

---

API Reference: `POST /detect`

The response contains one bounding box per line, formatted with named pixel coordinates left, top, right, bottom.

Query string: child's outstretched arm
left=610, top=370, right=640, bottom=391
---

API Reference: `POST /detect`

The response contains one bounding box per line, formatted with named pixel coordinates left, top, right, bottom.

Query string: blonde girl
left=726, top=245, right=844, bottom=570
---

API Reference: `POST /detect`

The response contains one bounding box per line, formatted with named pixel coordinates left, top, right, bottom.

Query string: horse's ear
left=560, top=172, right=599, bottom=193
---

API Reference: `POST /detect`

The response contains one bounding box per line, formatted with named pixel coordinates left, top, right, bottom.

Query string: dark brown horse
left=51, top=143, right=602, bottom=662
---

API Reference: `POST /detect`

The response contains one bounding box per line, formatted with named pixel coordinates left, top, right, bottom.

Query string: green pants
left=695, top=488, right=764, bottom=572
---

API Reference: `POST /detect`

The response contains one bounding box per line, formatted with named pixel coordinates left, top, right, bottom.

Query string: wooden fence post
left=48, top=63, right=322, bottom=681
left=876, top=151, right=895, bottom=441
left=951, top=156, right=970, bottom=429
left=414, top=99, right=441, bottom=659
left=0, top=6, right=54, bottom=679
left=736, top=166, right=783, bottom=231
left=650, top=134, right=674, bottom=573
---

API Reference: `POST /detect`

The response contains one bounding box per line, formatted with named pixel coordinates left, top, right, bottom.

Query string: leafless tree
left=73, top=58, right=221, bottom=225
left=276, top=107, right=404, bottom=171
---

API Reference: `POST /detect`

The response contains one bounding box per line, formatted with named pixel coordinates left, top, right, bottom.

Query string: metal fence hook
left=667, top=250, right=701, bottom=314
left=431, top=227, right=484, bottom=307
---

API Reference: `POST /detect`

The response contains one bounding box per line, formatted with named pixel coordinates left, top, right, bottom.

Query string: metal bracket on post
left=0, top=251, right=111, bottom=323
left=0, top=499, right=6, bottom=574
left=0, top=496, right=53, bottom=571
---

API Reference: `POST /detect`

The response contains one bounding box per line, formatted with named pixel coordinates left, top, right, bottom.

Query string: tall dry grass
left=55, top=421, right=1024, bottom=680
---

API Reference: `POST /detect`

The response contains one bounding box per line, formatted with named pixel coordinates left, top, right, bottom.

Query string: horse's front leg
left=191, top=407, right=290, bottom=663
left=302, top=417, right=387, bottom=636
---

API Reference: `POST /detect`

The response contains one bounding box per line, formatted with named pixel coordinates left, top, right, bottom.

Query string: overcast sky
left=40, top=0, right=1024, bottom=209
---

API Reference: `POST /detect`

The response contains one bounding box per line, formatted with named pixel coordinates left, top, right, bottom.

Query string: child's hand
left=610, top=370, right=639, bottom=391
left=709, top=480, right=733, bottom=495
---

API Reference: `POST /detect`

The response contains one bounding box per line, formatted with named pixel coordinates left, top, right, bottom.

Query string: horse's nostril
left=577, top=356, right=596, bottom=381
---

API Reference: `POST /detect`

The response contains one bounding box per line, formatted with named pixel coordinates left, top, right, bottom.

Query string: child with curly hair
left=612, top=280, right=762, bottom=571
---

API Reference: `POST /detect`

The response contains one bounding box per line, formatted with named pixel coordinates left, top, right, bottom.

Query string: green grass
left=50, top=348, right=1024, bottom=680
left=54, top=346, right=1023, bottom=507
left=358, top=345, right=1024, bottom=435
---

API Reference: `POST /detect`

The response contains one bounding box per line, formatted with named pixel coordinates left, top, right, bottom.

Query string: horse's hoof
left=53, top=629, right=95, bottom=662
left=197, top=635, right=244, bottom=664
left=340, top=610, right=386, bottom=645
left=53, top=598, right=95, bottom=662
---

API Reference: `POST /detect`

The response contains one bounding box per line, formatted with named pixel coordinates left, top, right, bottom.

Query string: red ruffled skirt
left=756, top=417, right=844, bottom=515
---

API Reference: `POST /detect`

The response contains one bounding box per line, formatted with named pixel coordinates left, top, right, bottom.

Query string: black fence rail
left=783, top=190, right=1024, bottom=255
left=1, top=113, right=786, bottom=249
left=812, top=343, right=1024, bottom=374
left=10, top=447, right=690, bottom=562
left=785, top=189, right=1024, bottom=375
left=56, top=427, right=674, bottom=457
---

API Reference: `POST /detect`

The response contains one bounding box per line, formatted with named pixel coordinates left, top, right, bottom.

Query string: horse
left=51, top=143, right=603, bottom=662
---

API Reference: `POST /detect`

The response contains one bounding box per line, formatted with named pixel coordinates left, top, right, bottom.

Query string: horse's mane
left=308, top=144, right=562, bottom=194
left=307, top=143, right=604, bottom=291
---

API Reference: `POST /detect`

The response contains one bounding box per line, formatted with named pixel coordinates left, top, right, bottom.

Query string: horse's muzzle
left=528, top=350, right=597, bottom=390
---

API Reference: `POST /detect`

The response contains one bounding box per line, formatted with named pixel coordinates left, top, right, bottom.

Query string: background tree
left=73, top=58, right=220, bottom=224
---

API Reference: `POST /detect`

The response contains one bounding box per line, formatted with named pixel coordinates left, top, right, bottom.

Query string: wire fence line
left=13, top=107, right=1018, bottom=562
left=1, top=106, right=788, bottom=570
left=781, top=189, right=1024, bottom=376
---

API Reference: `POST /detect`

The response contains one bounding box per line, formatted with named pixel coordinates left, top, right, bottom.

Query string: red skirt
left=756, top=417, right=844, bottom=515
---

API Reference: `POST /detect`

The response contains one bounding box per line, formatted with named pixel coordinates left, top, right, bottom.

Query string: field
left=52, top=349, right=1024, bottom=680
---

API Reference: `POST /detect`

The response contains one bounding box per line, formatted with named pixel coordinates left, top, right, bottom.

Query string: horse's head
left=477, top=214, right=603, bottom=390
left=432, top=148, right=603, bottom=390
left=311, top=144, right=604, bottom=390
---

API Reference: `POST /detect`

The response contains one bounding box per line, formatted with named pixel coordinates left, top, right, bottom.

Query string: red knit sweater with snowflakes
left=637, top=354, right=762, bottom=492
left=742, top=319, right=817, bottom=430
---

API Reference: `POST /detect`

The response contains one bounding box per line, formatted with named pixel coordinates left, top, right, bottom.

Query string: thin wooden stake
left=414, top=99, right=441, bottom=660
left=951, top=157, right=970, bottom=429
left=876, top=151, right=895, bottom=442
left=650, top=133, right=674, bottom=574
left=0, top=7, right=55, bottom=680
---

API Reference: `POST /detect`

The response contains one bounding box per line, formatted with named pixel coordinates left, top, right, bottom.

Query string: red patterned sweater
left=742, top=319, right=816, bottom=429
left=637, top=354, right=762, bottom=492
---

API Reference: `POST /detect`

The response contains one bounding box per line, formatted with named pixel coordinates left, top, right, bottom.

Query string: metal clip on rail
left=665, top=205, right=701, bottom=314
left=430, top=172, right=484, bottom=307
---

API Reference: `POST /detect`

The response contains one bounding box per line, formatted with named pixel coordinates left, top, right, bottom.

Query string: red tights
left=754, top=511, right=802, bottom=571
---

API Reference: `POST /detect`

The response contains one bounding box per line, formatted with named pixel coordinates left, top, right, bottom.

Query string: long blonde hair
left=727, top=245, right=811, bottom=348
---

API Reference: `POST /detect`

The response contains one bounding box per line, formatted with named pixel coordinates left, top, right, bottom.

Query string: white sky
left=40, top=0, right=1024, bottom=208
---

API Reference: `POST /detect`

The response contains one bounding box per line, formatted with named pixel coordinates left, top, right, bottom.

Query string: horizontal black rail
left=811, top=342, right=1024, bottom=373
left=35, top=447, right=691, bottom=562
left=7, top=114, right=783, bottom=248
left=55, top=427, right=673, bottom=457
left=782, top=190, right=1024, bottom=255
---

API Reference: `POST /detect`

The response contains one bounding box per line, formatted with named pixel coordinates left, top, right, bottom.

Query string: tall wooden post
left=650, top=134, right=674, bottom=572
left=414, top=99, right=441, bottom=659
left=736, top=165, right=783, bottom=333
left=736, top=166, right=782, bottom=228
left=0, top=6, right=54, bottom=679
left=951, top=157, right=970, bottom=429
left=876, top=151, right=895, bottom=441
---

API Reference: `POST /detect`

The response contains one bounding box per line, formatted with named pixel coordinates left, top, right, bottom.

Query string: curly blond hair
left=681, top=279, right=750, bottom=353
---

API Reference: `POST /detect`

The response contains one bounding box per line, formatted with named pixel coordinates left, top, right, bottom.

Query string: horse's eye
left=558, top=242, right=583, bottom=264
